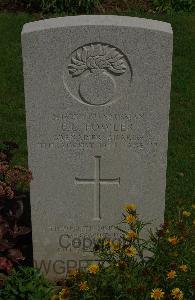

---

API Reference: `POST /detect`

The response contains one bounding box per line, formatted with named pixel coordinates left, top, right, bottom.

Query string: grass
left=0, top=12, right=36, bottom=165
left=0, top=11, right=194, bottom=219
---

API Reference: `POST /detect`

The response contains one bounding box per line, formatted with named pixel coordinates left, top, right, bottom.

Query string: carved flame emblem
left=68, top=43, right=128, bottom=106
left=69, top=44, right=127, bottom=77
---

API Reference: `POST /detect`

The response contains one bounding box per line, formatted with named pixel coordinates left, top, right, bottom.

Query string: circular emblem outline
left=63, top=43, right=132, bottom=106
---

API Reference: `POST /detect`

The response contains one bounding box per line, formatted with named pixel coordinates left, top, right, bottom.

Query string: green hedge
left=5, top=0, right=195, bottom=13
left=150, top=0, right=195, bottom=12
left=8, top=0, right=102, bottom=13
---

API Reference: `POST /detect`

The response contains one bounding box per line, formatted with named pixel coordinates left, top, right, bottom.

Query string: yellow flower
left=59, top=287, right=70, bottom=300
left=67, top=268, right=79, bottom=277
left=193, top=220, right=195, bottom=226
left=170, top=251, right=178, bottom=257
left=182, top=211, right=191, bottom=217
left=167, top=270, right=177, bottom=279
left=79, top=281, right=89, bottom=291
left=51, top=296, right=59, bottom=300
left=124, top=203, right=136, bottom=212
left=104, top=239, right=112, bottom=247
left=171, top=288, right=184, bottom=300
left=168, top=236, right=179, bottom=246
left=125, top=245, right=137, bottom=257
left=192, top=204, right=195, bottom=209
left=88, top=264, right=99, bottom=274
left=125, top=214, right=137, bottom=224
left=151, top=288, right=165, bottom=299
left=111, top=241, right=120, bottom=251
left=179, top=264, right=188, bottom=272
left=126, top=230, right=137, bottom=239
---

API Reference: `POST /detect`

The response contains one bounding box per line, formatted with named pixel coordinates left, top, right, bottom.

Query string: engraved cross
left=75, top=156, right=120, bottom=221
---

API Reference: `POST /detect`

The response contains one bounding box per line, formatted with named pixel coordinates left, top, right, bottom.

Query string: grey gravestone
left=22, top=16, right=173, bottom=280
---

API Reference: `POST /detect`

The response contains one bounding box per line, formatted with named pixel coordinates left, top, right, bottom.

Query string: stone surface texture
left=22, top=15, right=173, bottom=279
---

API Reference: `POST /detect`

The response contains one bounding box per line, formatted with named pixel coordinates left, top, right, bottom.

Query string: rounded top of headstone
left=22, top=15, right=172, bottom=35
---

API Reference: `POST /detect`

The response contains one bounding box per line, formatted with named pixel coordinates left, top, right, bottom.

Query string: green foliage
left=1, top=205, right=194, bottom=299
left=0, top=267, right=53, bottom=300
left=150, top=0, right=195, bottom=13
left=7, top=0, right=102, bottom=13
left=5, top=0, right=195, bottom=13
left=54, top=204, right=195, bottom=299
left=69, top=0, right=102, bottom=14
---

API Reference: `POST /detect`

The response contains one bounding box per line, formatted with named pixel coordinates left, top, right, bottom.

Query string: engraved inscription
left=75, top=156, right=120, bottom=221
left=64, top=43, right=132, bottom=106
left=49, top=224, right=125, bottom=254
left=35, top=111, right=159, bottom=155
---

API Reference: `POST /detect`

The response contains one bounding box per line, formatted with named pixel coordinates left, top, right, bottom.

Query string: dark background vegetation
left=0, top=0, right=194, bottom=271
left=0, top=0, right=194, bottom=14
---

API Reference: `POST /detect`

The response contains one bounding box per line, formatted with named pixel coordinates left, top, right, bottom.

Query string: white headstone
left=22, top=15, right=173, bottom=280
